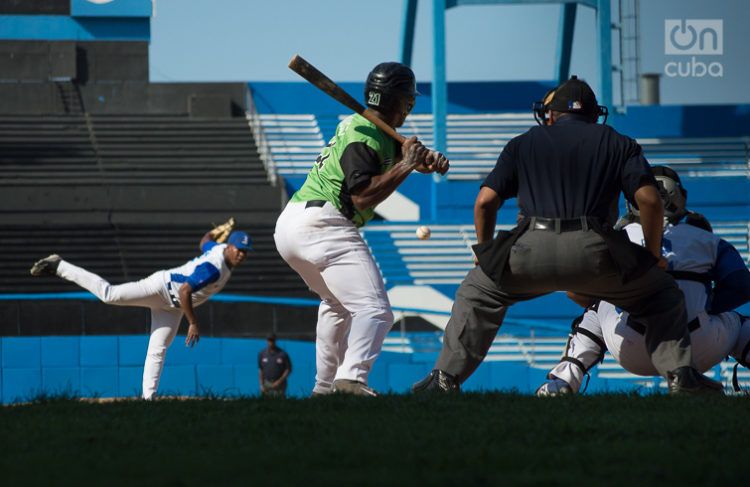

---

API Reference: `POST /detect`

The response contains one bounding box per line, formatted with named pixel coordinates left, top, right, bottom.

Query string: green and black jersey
left=290, top=114, right=398, bottom=227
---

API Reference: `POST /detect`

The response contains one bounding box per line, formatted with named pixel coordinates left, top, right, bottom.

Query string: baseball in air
left=416, top=226, right=431, bottom=240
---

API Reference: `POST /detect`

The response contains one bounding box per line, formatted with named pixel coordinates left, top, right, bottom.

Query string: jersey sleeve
left=713, top=239, right=748, bottom=281
left=481, top=137, right=518, bottom=200
left=201, top=241, right=218, bottom=253
left=185, top=262, right=221, bottom=292
left=619, top=137, right=657, bottom=205
left=340, top=141, right=382, bottom=193
left=708, top=239, right=750, bottom=314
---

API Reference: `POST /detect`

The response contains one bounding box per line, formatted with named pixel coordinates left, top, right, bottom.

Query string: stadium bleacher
left=253, top=113, right=325, bottom=177
left=0, top=114, right=271, bottom=186
left=262, top=112, right=750, bottom=181
left=409, top=117, right=750, bottom=179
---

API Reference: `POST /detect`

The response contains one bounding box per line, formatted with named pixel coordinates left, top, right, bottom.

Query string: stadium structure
left=0, top=0, right=748, bottom=402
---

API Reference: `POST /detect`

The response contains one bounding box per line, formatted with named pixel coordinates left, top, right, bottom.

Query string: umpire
left=413, top=76, right=722, bottom=395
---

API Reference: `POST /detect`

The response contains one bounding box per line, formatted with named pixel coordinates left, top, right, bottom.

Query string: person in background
left=258, top=333, right=292, bottom=397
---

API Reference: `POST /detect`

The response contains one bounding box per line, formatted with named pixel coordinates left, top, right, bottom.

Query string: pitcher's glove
left=209, top=217, right=236, bottom=243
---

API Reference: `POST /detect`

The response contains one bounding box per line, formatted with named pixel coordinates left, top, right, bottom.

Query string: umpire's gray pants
left=435, top=228, right=692, bottom=382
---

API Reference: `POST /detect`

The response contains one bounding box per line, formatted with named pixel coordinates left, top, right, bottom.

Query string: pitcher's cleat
left=30, top=254, right=61, bottom=277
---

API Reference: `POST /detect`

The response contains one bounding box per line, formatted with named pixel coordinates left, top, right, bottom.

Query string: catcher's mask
left=364, top=62, right=419, bottom=117
left=534, top=75, right=608, bottom=126
left=626, top=165, right=688, bottom=225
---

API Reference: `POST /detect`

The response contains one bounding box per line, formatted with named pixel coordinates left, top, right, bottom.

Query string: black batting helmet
left=364, top=62, right=419, bottom=114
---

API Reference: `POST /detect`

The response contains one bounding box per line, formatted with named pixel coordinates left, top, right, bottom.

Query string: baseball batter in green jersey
left=291, top=112, right=397, bottom=228
left=274, top=62, right=449, bottom=396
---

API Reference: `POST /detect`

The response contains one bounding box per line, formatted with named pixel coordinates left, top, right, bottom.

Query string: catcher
left=29, top=218, right=250, bottom=400
left=537, top=167, right=750, bottom=395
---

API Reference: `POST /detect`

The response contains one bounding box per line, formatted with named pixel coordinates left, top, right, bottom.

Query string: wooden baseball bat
left=288, top=54, right=406, bottom=144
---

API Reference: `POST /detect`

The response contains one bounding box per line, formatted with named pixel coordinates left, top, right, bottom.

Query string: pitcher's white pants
left=57, top=260, right=182, bottom=400
left=549, top=300, right=750, bottom=392
left=274, top=201, right=394, bottom=393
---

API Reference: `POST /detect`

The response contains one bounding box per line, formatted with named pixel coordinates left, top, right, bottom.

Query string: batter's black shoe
left=411, top=369, right=460, bottom=394
left=332, top=379, right=378, bottom=397
left=667, top=366, right=724, bottom=395
left=30, top=254, right=61, bottom=277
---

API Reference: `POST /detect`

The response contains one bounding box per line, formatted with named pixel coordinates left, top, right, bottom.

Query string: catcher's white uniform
left=55, top=241, right=233, bottom=399
left=541, top=221, right=750, bottom=393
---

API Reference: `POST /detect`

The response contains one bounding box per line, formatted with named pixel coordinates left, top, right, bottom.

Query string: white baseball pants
left=57, top=260, right=183, bottom=400
left=274, top=201, right=394, bottom=393
left=549, top=301, right=749, bottom=392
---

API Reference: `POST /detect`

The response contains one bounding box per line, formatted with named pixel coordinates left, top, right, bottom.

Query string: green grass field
left=1, top=393, right=746, bottom=485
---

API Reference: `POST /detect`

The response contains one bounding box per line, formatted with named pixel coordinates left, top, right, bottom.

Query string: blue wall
left=0, top=334, right=430, bottom=403
left=0, top=0, right=152, bottom=42
left=0, top=15, right=150, bottom=41
left=609, top=105, right=750, bottom=138
left=3, top=332, right=712, bottom=403
left=70, top=0, right=152, bottom=17
left=1, top=335, right=296, bottom=403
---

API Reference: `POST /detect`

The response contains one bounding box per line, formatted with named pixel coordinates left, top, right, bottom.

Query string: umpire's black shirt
left=483, top=114, right=657, bottom=220
left=258, top=346, right=292, bottom=382
left=475, top=114, right=659, bottom=284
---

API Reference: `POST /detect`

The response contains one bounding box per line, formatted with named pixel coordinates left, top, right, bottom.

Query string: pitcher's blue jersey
left=163, top=242, right=232, bottom=307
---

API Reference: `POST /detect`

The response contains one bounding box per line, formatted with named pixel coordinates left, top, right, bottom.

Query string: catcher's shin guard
left=411, top=369, right=460, bottom=394
left=547, top=310, right=608, bottom=394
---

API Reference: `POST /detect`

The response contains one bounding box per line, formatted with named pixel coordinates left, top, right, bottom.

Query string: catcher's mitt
left=210, top=217, right=236, bottom=243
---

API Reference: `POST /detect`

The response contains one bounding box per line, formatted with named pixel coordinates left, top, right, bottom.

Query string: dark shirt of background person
left=258, top=334, right=292, bottom=396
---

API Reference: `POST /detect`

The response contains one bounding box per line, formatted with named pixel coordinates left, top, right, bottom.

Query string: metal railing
left=244, top=85, right=277, bottom=186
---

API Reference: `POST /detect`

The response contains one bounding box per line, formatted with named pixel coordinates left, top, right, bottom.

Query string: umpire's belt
left=627, top=317, right=701, bottom=336
left=529, top=216, right=597, bottom=233
left=305, top=200, right=327, bottom=209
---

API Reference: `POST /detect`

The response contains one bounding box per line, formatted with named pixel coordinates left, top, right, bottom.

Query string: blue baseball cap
left=227, top=231, right=252, bottom=250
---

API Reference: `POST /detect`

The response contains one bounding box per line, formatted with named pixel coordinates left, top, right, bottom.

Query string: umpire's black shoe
left=30, top=254, right=61, bottom=277
left=411, top=369, right=460, bottom=394
left=667, top=366, right=725, bottom=396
